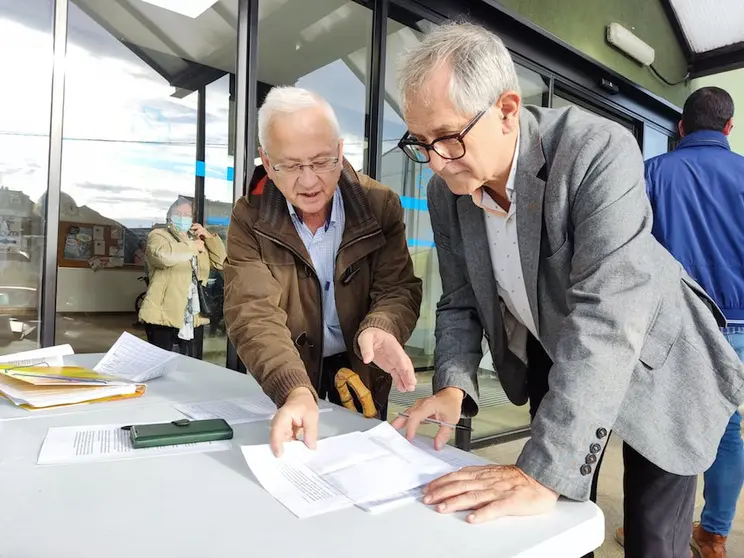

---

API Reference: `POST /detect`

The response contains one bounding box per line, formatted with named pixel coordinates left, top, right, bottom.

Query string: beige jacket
left=139, top=226, right=226, bottom=328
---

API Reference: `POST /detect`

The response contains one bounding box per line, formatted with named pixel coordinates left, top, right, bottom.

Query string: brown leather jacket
left=223, top=160, right=422, bottom=410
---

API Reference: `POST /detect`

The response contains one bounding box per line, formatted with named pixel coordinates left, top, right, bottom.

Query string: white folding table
left=0, top=353, right=604, bottom=557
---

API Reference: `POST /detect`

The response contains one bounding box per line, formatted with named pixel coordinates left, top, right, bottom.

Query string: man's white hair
left=397, top=21, right=521, bottom=116
left=257, top=86, right=340, bottom=151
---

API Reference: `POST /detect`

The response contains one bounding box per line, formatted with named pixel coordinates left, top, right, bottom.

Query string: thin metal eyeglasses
left=268, top=156, right=339, bottom=174
left=397, top=108, right=489, bottom=164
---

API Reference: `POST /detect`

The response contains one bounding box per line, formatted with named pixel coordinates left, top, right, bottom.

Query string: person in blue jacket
left=644, top=86, right=744, bottom=558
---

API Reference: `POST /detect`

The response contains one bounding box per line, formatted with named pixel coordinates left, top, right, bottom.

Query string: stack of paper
left=0, top=344, right=74, bottom=368
left=93, top=331, right=178, bottom=382
left=241, top=422, right=491, bottom=518
left=0, top=365, right=146, bottom=410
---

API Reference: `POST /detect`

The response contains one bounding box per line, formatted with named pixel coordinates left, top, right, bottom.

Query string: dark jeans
left=144, top=323, right=200, bottom=358
left=700, top=331, right=744, bottom=536
left=526, top=334, right=697, bottom=558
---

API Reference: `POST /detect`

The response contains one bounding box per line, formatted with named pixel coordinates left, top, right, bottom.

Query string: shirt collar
left=287, top=186, right=343, bottom=230
left=677, top=130, right=731, bottom=151
left=471, top=130, right=520, bottom=212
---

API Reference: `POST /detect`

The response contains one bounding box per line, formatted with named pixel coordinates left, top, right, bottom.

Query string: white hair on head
left=397, top=21, right=521, bottom=116
left=257, top=86, right=340, bottom=151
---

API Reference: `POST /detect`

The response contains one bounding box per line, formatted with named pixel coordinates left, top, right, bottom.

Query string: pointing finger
left=433, top=424, right=453, bottom=450
left=302, top=413, right=318, bottom=450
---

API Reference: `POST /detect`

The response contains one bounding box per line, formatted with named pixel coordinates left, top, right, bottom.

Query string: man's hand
left=269, top=387, right=318, bottom=457
left=422, top=465, right=559, bottom=523
left=357, top=327, right=416, bottom=392
left=390, top=386, right=464, bottom=449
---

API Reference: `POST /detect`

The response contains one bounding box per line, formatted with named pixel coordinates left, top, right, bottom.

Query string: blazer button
left=590, top=443, right=602, bottom=454
left=585, top=454, right=597, bottom=465
left=580, top=464, right=592, bottom=476
left=596, top=428, right=608, bottom=439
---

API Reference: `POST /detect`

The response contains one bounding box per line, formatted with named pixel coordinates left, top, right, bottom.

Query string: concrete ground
left=475, top=435, right=744, bottom=558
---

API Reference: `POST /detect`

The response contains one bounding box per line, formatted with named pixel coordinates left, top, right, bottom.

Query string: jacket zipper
left=257, top=227, right=381, bottom=387
left=254, top=229, right=325, bottom=380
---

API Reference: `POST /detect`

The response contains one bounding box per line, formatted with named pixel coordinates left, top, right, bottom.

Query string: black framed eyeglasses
left=397, top=108, right=488, bottom=164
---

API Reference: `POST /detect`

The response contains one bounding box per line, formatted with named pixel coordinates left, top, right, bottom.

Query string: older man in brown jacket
left=224, top=86, right=422, bottom=456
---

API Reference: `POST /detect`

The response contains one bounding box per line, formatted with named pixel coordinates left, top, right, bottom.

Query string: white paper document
left=358, top=439, right=492, bottom=513
left=241, top=422, right=464, bottom=518
left=241, top=443, right=353, bottom=518
left=174, top=395, right=332, bottom=425
left=94, top=332, right=177, bottom=382
left=37, top=424, right=231, bottom=465
left=0, top=345, right=74, bottom=368
left=411, top=437, right=493, bottom=469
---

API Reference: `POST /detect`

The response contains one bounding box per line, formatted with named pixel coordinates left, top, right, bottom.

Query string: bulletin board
left=57, top=221, right=130, bottom=270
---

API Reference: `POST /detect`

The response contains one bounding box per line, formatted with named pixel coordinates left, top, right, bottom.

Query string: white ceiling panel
left=670, top=0, right=744, bottom=53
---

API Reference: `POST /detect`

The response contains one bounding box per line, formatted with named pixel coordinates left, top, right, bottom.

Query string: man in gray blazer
left=390, top=21, right=744, bottom=558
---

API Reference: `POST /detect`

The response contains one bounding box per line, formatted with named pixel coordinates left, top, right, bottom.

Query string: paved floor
left=475, top=435, right=744, bottom=558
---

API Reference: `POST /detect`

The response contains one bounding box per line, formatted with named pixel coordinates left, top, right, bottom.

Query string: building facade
left=0, top=0, right=688, bottom=447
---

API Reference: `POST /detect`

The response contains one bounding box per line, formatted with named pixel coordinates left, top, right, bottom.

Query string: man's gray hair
left=397, top=21, right=521, bottom=116
left=257, top=86, right=340, bottom=151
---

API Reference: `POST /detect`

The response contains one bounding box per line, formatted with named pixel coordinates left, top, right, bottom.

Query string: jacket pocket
left=259, top=240, right=296, bottom=266
left=544, top=235, right=571, bottom=265
left=680, top=275, right=727, bottom=327
left=639, top=297, right=682, bottom=370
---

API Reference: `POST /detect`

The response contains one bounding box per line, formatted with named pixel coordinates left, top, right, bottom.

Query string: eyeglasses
left=397, top=108, right=488, bottom=164
left=269, top=156, right=339, bottom=175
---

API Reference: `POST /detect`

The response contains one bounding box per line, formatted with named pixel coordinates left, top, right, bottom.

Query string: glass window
left=381, top=21, right=551, bottom=442
left=553, top=91, right=637, bottom=133
left=55, top=1, right=238, bottom=356
left=203, top=74, right=235, bottom=365
left=643, top=123, right=673, bottom=160
left=379, top=11, right=436, bottom=436
left=0, top=0, right=52, bottom=356
left=256, top=0, right=373, bottom=172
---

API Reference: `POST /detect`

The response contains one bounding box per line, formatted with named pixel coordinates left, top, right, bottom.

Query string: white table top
left=0, top=353, right=604, bottom=558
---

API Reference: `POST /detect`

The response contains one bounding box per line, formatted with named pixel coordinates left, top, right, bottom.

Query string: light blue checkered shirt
left=287, top=187, right=347, bottom=357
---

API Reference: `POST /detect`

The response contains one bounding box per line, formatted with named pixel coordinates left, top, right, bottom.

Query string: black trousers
left=144, top=323, right=200, bottom=358
left=525, top=335, right=697, bottom=558
left=319, top=352, right=389, bottom=420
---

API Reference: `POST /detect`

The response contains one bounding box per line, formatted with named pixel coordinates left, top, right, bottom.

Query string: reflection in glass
left=643, top=125, right=672, bottom=160
left=553, top=92, right=636, bottom=133
left=55, top=0, right=237, bottom=357
left=256, top=0, right=373, bottom=171
left=0, top=0, right=53, bottom=355
left=203, top=74, right=235, bottom=365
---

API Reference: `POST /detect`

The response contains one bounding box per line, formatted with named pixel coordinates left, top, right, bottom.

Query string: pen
left=396, top=413, right=473, bottom=432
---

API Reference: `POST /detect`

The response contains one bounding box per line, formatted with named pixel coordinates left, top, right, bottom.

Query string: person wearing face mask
left=138, top=196, right=226, bottom=356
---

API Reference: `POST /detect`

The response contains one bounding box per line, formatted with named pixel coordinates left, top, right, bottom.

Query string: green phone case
left=129, top=418, right=233, bottom=449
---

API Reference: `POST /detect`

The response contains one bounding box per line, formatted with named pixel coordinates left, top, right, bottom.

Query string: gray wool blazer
left=428, top=104, right=744, bottom=500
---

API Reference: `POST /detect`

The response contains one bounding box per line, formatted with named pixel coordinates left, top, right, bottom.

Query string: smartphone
left=128, top=418, right=233, bottom=449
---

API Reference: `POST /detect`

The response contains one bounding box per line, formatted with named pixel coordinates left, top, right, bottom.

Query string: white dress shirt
left=287, top=187, right=347, bottom=357
left=471, top=134, right=537, bottom=362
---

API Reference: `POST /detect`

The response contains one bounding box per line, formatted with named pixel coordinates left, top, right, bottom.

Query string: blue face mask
left=171, top=215, right=192, bottom=233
